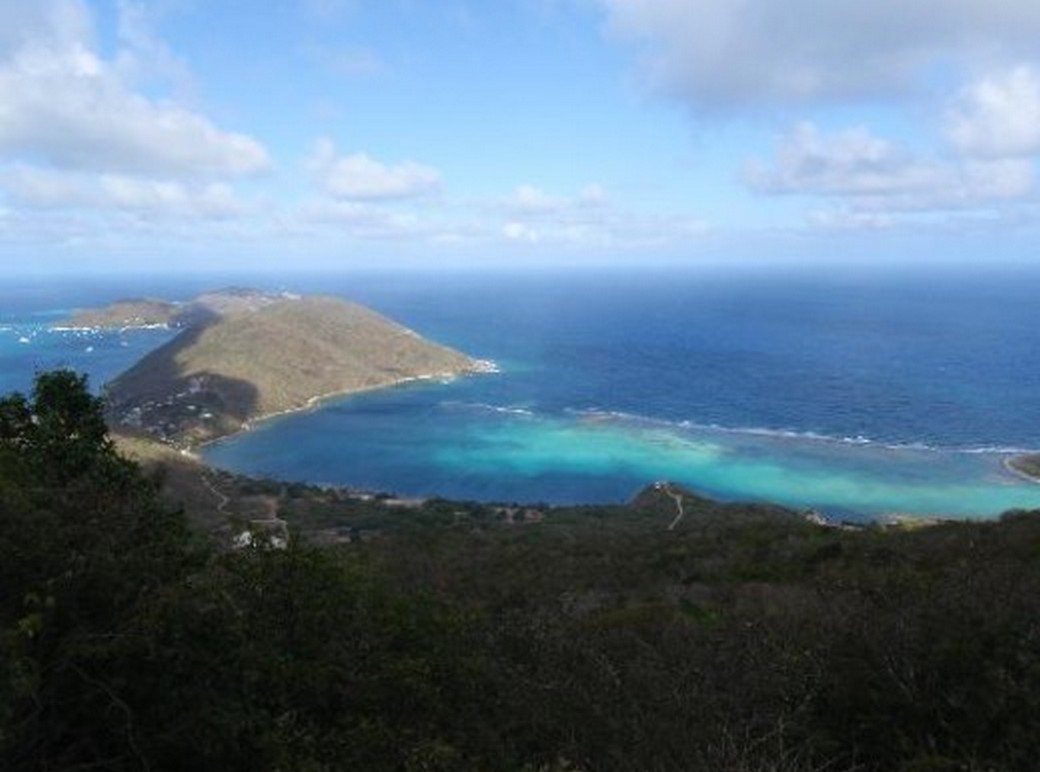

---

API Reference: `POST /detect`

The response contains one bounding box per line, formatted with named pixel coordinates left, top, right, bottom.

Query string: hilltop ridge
left=58, top=288, right=294, bottom=330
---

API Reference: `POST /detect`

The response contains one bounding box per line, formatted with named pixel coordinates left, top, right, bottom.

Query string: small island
left=1008, top=453, right=1040, bottom=483
left=87, top=289, right=492, bottom=447
left=58, top=298, right=183, bottom=330
left=57, top=287, right=299, bottom=331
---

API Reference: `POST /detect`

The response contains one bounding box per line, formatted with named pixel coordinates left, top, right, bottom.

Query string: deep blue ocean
left=3, top=267, right=1039, bottom=519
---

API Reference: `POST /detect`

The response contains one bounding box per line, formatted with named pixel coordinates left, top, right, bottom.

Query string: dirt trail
left=665, top=486, right=685, bottom=531
left=201, top=473, right=230, bottom=513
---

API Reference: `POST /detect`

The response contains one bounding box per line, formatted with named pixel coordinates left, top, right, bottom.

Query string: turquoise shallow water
left=3, top=269, right=1040, bottom=519
left=202, top=382, right=1040, bottom=518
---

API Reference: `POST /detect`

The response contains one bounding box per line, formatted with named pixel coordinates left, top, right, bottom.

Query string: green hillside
left=5, top=371, right=1040, bottom=772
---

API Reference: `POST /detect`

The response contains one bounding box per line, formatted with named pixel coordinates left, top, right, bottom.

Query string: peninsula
left=92, top=289, right=489, bottom=447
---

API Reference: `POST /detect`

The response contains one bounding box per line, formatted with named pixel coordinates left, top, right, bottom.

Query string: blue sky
left=3, top=0, right=1040, bottom=273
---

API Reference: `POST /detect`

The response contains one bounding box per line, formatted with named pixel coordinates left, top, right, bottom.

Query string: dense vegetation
left=3, top=371, right=1040, bottom=771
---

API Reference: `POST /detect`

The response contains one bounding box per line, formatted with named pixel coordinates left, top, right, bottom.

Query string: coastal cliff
left=100, top=290, right=488, bottom=447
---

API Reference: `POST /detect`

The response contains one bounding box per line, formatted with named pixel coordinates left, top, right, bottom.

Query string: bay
left=4, top=267, right=1040, bottom=518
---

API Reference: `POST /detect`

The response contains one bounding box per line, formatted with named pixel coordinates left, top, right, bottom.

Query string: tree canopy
left=2, top=371, right=1040, bottom=771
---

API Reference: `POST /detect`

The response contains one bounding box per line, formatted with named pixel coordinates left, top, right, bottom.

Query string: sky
left=3, top=0, right=1040, bottom=274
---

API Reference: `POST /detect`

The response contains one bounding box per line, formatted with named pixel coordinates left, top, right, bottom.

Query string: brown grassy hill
left=105, top=294, right=482, bottom=447
left=112, top=432, right=228, bottom=530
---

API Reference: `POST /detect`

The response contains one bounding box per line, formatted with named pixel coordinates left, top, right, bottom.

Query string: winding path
left=664, top=485, right=685, bottom=531
left=201, top=473, right=230, bottom=513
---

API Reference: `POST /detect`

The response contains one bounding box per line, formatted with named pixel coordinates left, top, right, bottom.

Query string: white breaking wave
left=561, top=408, right=1039, bottom=456
left=441, top=401, right=536, bottom=417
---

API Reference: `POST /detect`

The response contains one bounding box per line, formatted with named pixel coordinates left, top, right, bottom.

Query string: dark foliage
left=3, top=371, right=1040, bottom=770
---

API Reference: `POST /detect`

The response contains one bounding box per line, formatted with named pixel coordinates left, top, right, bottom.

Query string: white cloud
left=947, top=66, right=1040, bottom=158
left=747, top=122, right=1035, bottom=224
left=503, top=221, right=541, bottom=242
left=113, top=0, right=194, bottom=97
left=511, top=184, right=564, bottom=214
left=298, top=177, right=705, bottom=250
left=500, top=181, right=705, bottom=247
left=0, top=0, right=92, bottom=57
left=307, top=139, right=441, bottom=200
left=99, top=177, right=247, bottom=219
left=0, top=0, right=269, bottom=178
left=596, top=0, right=1040, bottom=110
left=2, top=164, right=252, bottom=219
left=3, top=164, right=84, bottom=208
left=807, top=210, right=897, bottom=231
left=579, top=183, right=608, bottom=206
left=501, top=212, right=706, bottom=248
left=298, top=197, right=424, bottom=238
left=508, top=183, right=609, bottom=215
left=746, top=124, right=917, bottom=197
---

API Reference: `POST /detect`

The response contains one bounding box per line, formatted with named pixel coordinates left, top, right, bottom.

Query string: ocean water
left=3, top=268, right=1040, bottom=519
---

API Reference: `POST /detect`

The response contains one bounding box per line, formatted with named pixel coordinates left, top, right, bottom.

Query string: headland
left=73, top=289, right=492, bottom=448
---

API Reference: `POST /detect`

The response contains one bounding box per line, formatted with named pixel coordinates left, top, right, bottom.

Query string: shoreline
left=52, top=323, right=172, bottom=333
left=189, top=360, right=498, bottom=455
left=181, top=416, right=1040, bottom=523
left=135, top=429, right=1040, bottom=527
left=1004, top=455, right=1040, bottom=485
